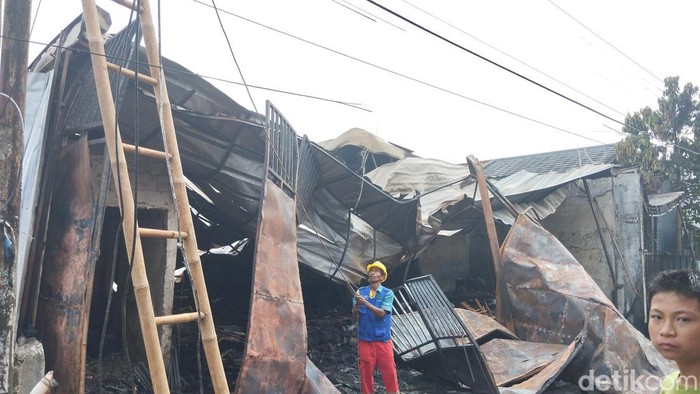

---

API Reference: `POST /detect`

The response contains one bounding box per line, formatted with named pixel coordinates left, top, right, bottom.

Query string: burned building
left=8, top=5, right=688, bottom=394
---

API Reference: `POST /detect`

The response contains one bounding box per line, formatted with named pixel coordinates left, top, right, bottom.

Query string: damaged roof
left=483, top=143, right=617, bottom=179
left=28, top=15, right=624, bottom=287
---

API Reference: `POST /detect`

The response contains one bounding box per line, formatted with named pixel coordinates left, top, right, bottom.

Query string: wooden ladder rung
left=123, top=143, right=172, bottom=160
left=139, top=228, right=188, bottom=239
left=110, top=0, right=144, bottom=13
left=83, top=0, right=229, bottom=391
left=106, top=62, right=158, bottom=86
left=154, top=312, right=204, bottom=326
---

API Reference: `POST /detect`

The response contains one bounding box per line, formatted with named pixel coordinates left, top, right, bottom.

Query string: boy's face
left=649, top=291, right=700, bottom=369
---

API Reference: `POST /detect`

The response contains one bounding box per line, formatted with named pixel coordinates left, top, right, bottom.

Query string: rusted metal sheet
left=392, top=275, right=498, bottom=393
left=501, top=331, right=584, bottom=394
left=301, top=357, right=341, bottom=394
left=454, top=308, right=518, bottom=343
left=479, top=339, right=567, bottom=386
left=235, top=179, right=306, bottom=393
left=500, top=214, right=674, bottom=392
left=235, top=179, right=338, bottom=393
left=37, top=136, right=96, bottom=394
left=392, top=276, right=581, bottom=393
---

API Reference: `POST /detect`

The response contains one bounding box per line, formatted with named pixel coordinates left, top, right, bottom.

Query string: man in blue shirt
left=352, top=261, right=399, bottom=394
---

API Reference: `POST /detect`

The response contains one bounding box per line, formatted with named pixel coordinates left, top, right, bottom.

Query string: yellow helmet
left=366, top=261, right=387, bottom=282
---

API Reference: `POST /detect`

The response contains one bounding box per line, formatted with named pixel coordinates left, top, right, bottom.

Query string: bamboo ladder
left=80, top=0, right=228, bottom=392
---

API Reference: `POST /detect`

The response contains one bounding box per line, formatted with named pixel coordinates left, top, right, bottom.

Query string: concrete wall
left=612, top=170, right=644, bottom=325
left=415, top=172, right=645, bottom=322
left=541, top=171, right=644, bottom=318
left=12, top=337, right=44, bottom=394
left=90, top=147, right=177, bottom=362
left=541, top=177, right=617, bottom=303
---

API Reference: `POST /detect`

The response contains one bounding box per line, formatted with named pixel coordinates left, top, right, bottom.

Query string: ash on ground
left=306, top=312, right=462, bottom=394
left=83, top=264, right=578, bottom=393
left=85, top=311, right=461, bottom=393
left=85, top=308, right=578, bottom=393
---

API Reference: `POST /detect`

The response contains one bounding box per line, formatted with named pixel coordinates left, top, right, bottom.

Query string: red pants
left=358, top=339, right=399, bottom=394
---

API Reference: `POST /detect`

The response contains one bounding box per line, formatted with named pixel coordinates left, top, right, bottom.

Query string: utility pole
left=0, top=0, right=31, bottom=391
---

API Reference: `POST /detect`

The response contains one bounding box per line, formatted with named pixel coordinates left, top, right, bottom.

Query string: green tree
left=616, top=76, right=700, bottom=254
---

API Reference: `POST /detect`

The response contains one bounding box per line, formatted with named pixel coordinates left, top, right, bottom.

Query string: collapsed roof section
left=31, top=17, right=267, bottom=246
left=29, top=14, right=621, bottom=287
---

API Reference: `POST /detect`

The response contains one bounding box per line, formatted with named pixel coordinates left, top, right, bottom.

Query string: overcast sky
left=27, top=0, right=700, bottom=163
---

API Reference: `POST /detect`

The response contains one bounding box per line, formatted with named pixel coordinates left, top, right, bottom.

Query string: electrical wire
left=20, top=2, right=700, bottom=156
left=210, top=0, right=362, bottom=295
left=363, top=0, right=700, bottom=156
left=547, top=0, right=664, bottom=86
left=98, top=222, right=122, bottom=393
left=364, top=1, right=627, bottom=128
left=331, top=0, right=376, bottom=23
left=153, top=0, right=206, bottom=389
left=126, top=5, right=143, bottom=389
left=25, top=34, right=604, bottom=148
left=113, top=7, right=142, bottom=392
left=331, top=0, right=406, bottom=31
left=198, top=1, right=612, bottom=149
left=6, top=34, right=368, bottom=111
left=400, top=0, right=627, bottom=117
left=192, top=1, right=636, bottom=146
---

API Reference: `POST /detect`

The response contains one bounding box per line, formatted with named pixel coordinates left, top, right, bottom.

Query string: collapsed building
left=9, top=8, right=694, bottom=394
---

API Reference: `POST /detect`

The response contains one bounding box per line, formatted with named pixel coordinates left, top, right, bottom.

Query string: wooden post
left=466, top=156, right=515, bottom=332
left=467, top=156, right=501, bottom=275
left=0, top=0, right=31, bottom=391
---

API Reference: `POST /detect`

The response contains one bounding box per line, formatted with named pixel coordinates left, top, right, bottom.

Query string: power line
left=364, top=0, right=699, bottom=156
left=548, top=0, right=665, bottom=87
left=26, top=2, right=695, bottom=155
left=331, top=0, right=406, bottom=31
left=331, top=0, right=377, bottom=23
left=210, top=0, right=263, bottom=121
left=6, top=34, right=369, bottom=111
left=400, top=0, right=627, bottom=117
left=209, top=0, right=360, bottom=292
left=187, top=0, right=606, bottom=145
left=365, top=0, right=628, bottom=127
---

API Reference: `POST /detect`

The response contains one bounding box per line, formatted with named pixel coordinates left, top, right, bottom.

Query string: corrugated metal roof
left=647, top=191, right=684, bottom=206
left=646, top=191, right=684, bottom=217
left=30, top=18, right=625, bottom=289
left=483, top=144, right=617, bottom=179
left=367, top=158, right=614, bottom=229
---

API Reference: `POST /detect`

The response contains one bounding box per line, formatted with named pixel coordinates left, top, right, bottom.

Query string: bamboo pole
left=80, top=1, right=169, bottom=392
left=137, top=0, right=229, bottom=391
